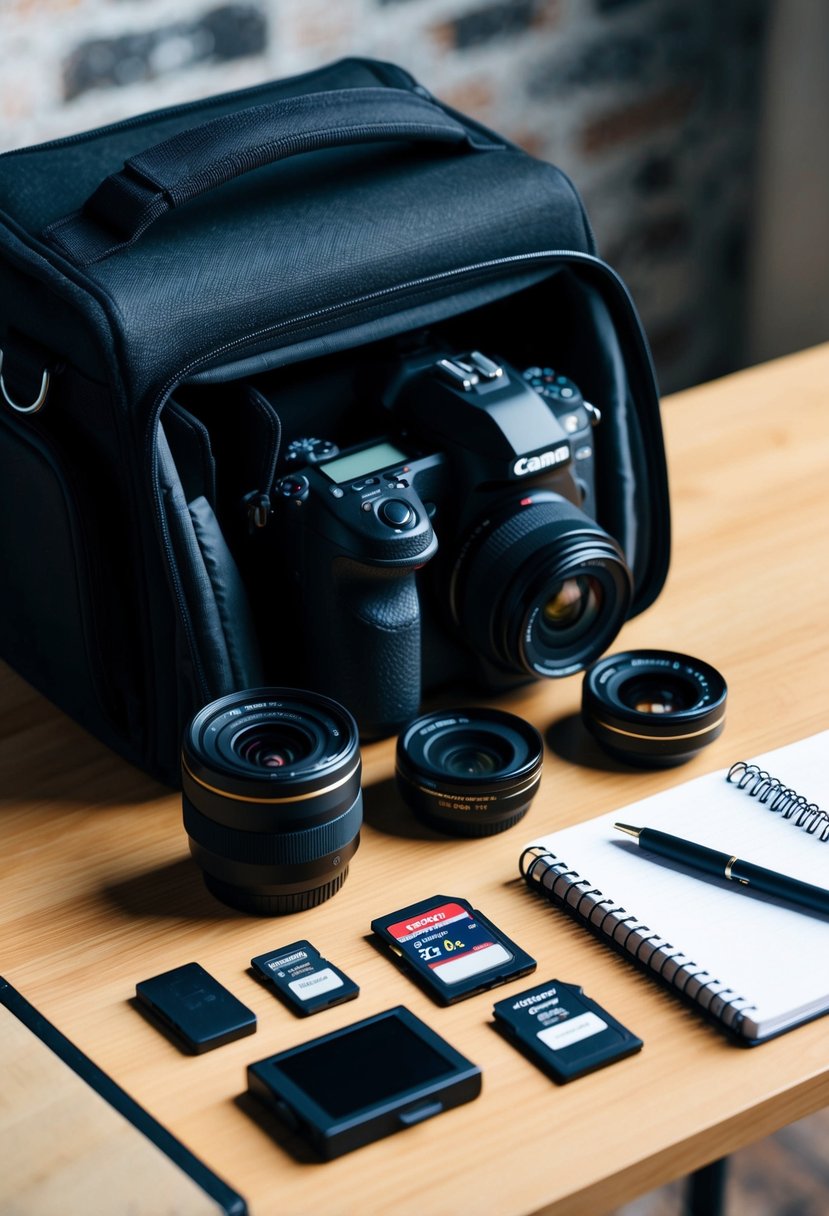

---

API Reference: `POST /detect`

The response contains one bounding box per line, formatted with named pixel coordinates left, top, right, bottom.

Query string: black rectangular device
left=492, top=979, right=643, bottom=1082
left=247, top=1006, right=481, bottom=1159
left=250, top=940, right=359, bottom=1016
left=135, top=962, right=257, bottom=1054
left=371, top=894, right=535, bottom=1004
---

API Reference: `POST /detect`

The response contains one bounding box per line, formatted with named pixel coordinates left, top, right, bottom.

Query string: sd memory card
left=492, top=979, right=642, bottom=1082
left=371, top=895, right=535, bottom=1005
left=251, top=941, right=359, bottom=1016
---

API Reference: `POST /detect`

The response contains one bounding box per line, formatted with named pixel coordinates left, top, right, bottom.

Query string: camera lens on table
left=181, top=688, right=362, bottom=914
left=396, top=708, right=544, bottom=837
left=582, top=650, right=727, bottom=767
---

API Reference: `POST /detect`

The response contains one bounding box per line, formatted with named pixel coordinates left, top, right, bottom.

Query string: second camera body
left=271, top=345, right=633, bottom=738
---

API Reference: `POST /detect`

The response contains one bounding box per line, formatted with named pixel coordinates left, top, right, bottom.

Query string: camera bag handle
left=43, top=87, right=501, bottom=268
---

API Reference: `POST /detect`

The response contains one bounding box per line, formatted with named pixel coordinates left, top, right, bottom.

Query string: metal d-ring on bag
left=0, top=347, right=50, bottom=413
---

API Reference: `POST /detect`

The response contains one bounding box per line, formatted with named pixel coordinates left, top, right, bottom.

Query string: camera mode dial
left=521, top=368, right=601, bottom=429
left=284, top=437, right=339, bottom=468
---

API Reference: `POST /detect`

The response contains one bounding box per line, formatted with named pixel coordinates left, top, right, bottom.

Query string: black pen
left=614, top=823, right=829, bottom=917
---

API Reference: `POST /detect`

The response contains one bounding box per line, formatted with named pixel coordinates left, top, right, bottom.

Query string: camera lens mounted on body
left=450, top=490, right=632, bottom=681
left=181, top=688, right=362, bottom=914
left=396, top=707, right=543, bottom=837
left=582, top=650, right=727, bottom=767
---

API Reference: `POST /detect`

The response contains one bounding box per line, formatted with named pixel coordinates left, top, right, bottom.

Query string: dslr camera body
left=273, top=349, right=633, bottom=737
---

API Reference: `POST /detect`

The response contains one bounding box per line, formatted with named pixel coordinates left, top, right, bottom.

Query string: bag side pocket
left=156, top=421, right=264, bottom=704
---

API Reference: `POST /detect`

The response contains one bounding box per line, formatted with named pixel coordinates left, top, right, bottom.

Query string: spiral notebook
left=521, top=731, right=829, bottom=1043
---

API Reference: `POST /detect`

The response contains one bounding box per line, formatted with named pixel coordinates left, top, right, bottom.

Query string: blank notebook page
left=526, top=731, right=829, bottom=1039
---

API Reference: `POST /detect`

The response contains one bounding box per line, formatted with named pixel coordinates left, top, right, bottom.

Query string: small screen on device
left=318, top=441, right=408, bottom=484
left=273, top=1015, right=454, bottom=1118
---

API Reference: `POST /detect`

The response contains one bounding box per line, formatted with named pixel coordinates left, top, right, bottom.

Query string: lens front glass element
left=425, top=729, right=514, bottom=778
left=443, top=747, right=498, bottom=777
left=538, top=575, right=603, bottom=643
left=232, top=723, right=314, bottom=769
left=618, top=674, right=700, bottom=715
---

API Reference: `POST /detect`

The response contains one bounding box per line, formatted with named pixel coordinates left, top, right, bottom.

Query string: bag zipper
left=152, top=250, right=653, bottom=404
left=148, top=248, right=662, bottom=699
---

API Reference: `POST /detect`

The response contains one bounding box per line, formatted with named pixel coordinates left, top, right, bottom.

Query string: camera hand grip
left=311, top=558, right=422, bottom=739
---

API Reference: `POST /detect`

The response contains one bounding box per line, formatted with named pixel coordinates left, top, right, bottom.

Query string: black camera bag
left=0, top=57, right=669, bottom=784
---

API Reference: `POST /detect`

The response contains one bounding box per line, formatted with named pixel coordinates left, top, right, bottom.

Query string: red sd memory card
left=371, top=895, right=535, bottom=1004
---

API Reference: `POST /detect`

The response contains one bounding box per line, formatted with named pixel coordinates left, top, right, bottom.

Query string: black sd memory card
left=135, top=962, right=257, bottom=1054
left=371, top=895, right=535, bottom=1005
left=492, top=979, right=642, bottom=1082
left=251, top=941, right=359, bottom=1016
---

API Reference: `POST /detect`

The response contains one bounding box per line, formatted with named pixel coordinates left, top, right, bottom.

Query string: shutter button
left=378, top=498, right=416, bottom=529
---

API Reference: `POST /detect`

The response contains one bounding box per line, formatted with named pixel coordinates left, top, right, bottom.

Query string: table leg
left=685, top=1158, right=728, bottom=1216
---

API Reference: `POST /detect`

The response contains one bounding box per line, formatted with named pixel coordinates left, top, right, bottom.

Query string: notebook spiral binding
left=520, top=845, right=758, bottom=1034
left=727, top=761, right=829, bottom=841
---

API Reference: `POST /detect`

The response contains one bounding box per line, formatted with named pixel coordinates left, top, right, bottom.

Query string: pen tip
left=614, top=823, right=642, bottom=839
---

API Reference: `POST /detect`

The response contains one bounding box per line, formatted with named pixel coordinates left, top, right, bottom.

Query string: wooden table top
left=2, top=344, right=828, bottom=1216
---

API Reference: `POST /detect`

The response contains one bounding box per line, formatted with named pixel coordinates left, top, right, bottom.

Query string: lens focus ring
left=182, top=794, right=363, bottom=865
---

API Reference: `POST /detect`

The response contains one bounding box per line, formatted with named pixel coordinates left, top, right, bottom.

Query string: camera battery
left=492, top=979, right=642, bottom=1082
left=371, top=895, right=535, bottom=1005
left=251, top=940, right=359, bottom=1016
left=247, top=1006, right=481, bottom=1159
left=135, top=962, right=256, bottom=1054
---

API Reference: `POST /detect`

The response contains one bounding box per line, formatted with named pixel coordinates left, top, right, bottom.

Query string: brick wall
left=0, top=0, right=769, bottom=392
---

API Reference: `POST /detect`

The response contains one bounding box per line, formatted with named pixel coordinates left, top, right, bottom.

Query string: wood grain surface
left=0, top=1000, right=226, bottom=1216
left=1, top=345, right=828, bottom=1216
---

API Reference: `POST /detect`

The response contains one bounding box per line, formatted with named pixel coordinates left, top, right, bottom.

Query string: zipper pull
left=241, top=385, right=282, bottom=533
left=243, top=489, right=272, bottom=532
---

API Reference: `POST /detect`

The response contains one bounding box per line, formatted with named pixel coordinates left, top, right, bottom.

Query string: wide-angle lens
left=396, top=708, right=543, bottom=837
left=182, top=688, right=362, bottom=914
left=450, top=491, right=632, bottom=680
left=582, top=650, right=727, bottom=767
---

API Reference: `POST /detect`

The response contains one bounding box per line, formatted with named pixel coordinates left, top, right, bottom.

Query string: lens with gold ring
left=582, top=650, right=727, bottom=767
left=182, top=688, right=361, bottom=914
left=396, top=707, right=543, bottom=836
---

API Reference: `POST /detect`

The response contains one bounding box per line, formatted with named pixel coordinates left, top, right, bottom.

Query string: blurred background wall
left=1, top=0, right=825, bottom=395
